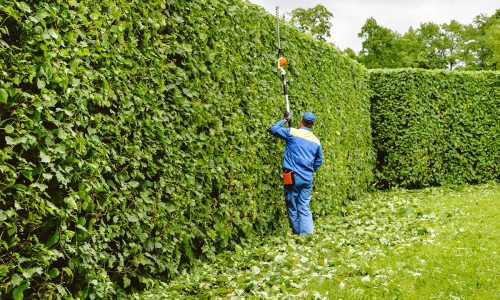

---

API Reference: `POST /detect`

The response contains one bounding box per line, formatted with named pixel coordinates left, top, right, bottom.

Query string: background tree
left=354, top=10, right=499, bottom=70
left=399, top=27, right=427, bottom=68
left=343, top=47, right=358, bottom=61
left=289, top=4, right=333, bottom=41
left=441, top=20, right=467, bottom=69
left=415, top=22, right=447, bottom=69
left=357, top=17, right=404, bottom=68
left=467, top=10, right=500, bottom=70
left=483, top=20, right=500, bottom=69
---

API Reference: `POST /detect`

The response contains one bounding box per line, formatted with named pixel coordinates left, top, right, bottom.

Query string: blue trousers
left=284, top=175, right=314, bottom=234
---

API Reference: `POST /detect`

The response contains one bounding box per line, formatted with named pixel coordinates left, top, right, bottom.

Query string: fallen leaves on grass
left=133, top=188, right=450, bottom=299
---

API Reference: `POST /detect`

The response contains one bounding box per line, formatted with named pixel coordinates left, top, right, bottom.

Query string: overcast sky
left=248, top=0, right=498, bottom=52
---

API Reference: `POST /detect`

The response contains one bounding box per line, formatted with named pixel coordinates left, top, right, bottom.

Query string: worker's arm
left=270, top=112, right=292, bottom=140
left=269, top=119, right=290, bottom=140
left=313, top=145, right=323, bottom=172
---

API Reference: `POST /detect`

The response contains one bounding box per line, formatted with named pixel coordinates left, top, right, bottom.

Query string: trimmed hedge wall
left=0, top=0, right=372, bottom=298
left=370, top=69, right=500, bottom=188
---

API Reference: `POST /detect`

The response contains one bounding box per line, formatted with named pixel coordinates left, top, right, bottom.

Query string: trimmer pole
left=276, top=6, right=292, bottom=127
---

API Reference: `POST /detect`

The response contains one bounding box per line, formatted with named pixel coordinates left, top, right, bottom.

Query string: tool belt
left=283, top=170, right=294, bottom=187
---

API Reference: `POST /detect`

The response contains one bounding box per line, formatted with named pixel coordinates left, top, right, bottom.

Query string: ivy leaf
left=13, top=287, right=24, bottom=300
left=10, top=273, right=23, bottom=287
left=123, top=275, right=131, bottom=288
left=37, top=78, right=46, bottom=89
left=46, top=232, right=60, bottom=248
left=5, top=136, right=16, bottom=145
left=182, top=88, right=196, bottom=98
left=22, top=267, right=43, bottom=279
left=40, top=151, right=51, bottom=163
left=62, top=267, right=73, bottom=277
left=0, top=88, right=8, bottom=103
left=48, top=268, right=60, bottom=279
left=64, top=196, right=77, bottom=210
left=127, top=215, right=138, bottom=223
left=48, top=29, right=59, bottom=40
left=13, top=184, right=27, bottom=191
left=167, top=205, right=176, bottom=213
left=16, top=2, right=31, bottom=13
left=0, top=264, right=8, bottom=277
left=4, top=124, right=14, bottom=134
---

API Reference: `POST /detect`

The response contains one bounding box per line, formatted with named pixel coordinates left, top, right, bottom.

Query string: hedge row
left=0, top=0, right=372, bottom=298
left=370, top=69, right=500, bottom=188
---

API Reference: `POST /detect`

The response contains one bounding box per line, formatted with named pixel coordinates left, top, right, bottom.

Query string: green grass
left=134, top=183, right=500, bottom=299
left=306, top=184, right=500, bottom=299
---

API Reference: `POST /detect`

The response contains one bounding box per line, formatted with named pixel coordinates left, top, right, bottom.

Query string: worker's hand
left=283, top=111, right=292, bottom=121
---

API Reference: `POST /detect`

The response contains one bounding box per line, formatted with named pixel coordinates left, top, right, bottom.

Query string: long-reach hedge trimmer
left=276, top=6, right=291, bottom=127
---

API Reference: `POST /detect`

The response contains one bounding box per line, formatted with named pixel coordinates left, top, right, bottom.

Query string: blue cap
left=302, top=112, right=316, bottom=123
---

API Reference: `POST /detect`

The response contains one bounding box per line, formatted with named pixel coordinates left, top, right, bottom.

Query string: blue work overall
left=270, top=119, right=323, bottom=234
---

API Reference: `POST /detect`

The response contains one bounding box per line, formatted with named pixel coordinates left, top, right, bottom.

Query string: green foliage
left=358, top=17, right=406, bottom=69
left=370, top=69, right=500, bottom=188
left=469, top=10, right=500, bottom=70
left=0, top=0, right=372, bottom=298
left=289, top=4, right=333, bottom=41
left=357, top=10, right=500, bottom=70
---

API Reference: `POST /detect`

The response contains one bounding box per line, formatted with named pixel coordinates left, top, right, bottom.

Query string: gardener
left=270, top=111, right=323, bottom=234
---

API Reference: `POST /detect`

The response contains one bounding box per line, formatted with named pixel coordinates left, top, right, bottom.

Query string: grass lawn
left=135, top=183, right=499, bottom=299
left=306, top=184, right=499, bottom=299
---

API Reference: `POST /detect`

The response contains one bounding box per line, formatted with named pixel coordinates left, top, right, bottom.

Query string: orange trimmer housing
left=278, top=57, right=288, bottom=68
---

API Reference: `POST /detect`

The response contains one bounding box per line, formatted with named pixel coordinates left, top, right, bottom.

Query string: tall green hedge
left=0, top=0, right=372, bottom=298
left=370, top=69, right=500, bottom=188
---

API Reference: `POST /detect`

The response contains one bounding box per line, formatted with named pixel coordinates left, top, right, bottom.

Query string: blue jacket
left=270, top=119, right=323, bottom=182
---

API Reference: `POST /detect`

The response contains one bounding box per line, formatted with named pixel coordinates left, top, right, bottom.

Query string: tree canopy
left=289, top=4, right=333, bottom=41
left=355, top=10, right=500, bottom=70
